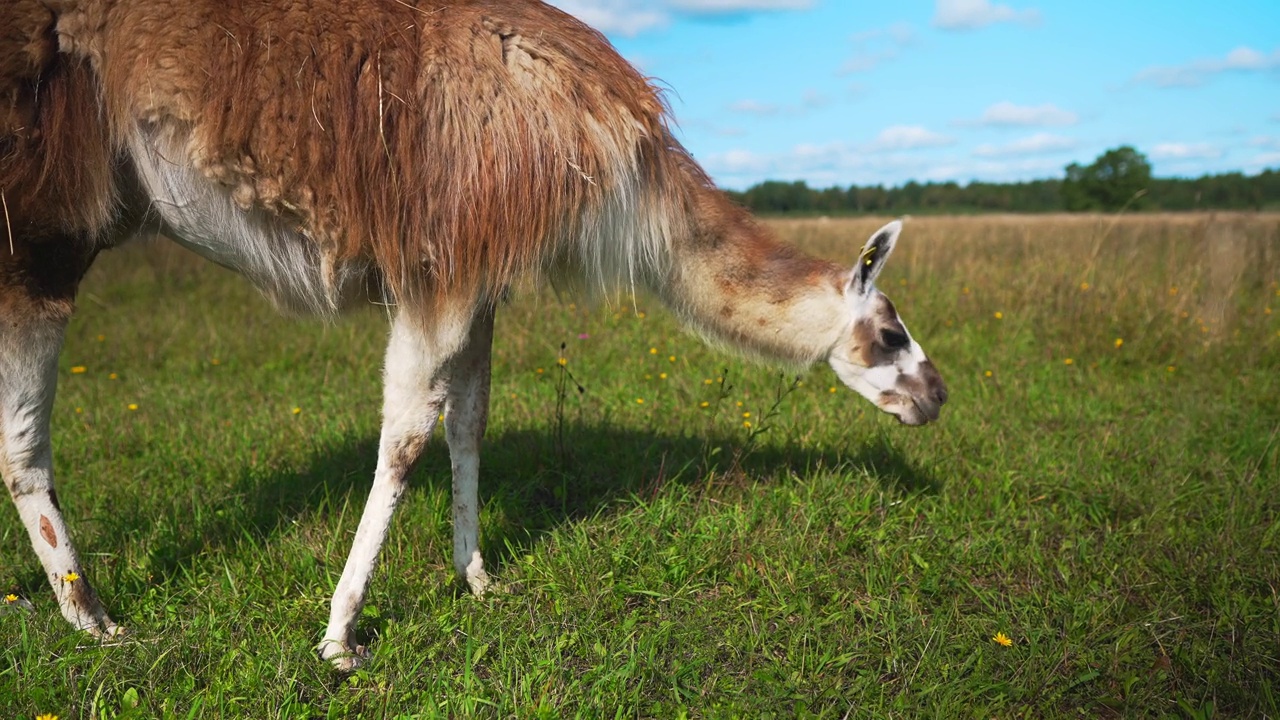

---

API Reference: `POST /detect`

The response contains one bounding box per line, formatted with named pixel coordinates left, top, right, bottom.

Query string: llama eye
left=881, top=329, right=909, bottom=349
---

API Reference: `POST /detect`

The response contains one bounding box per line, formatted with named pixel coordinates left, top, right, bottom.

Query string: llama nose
left=934, top=385, right=949, bottom=406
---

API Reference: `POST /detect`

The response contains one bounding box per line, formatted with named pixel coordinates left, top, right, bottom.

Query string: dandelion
left=962, top=287, right=970, bottom=295
left=636, top=398, right=644, bottom=404
left=659, top=373, right=667, bottom=380
left=1114, top=338, right=1124, bottom=349
left=704, top=379, right=714, bottom=385
left=108, top=373, right=118, bottom=380
left=649, top=347, right=657, bottom=355
left=292, top=407, right=301, bottom=415
left=557, top=357, right=567, bottom=366
left=742, top=420, right=752, bottom=428
left=63, top=572, right=79, bottom=582
left=992, top=632, right=1013, bottom=647
left=735, top=401, right=743, bottom=407
left=210, top=358, right=221, bottom=365
left=1080, top=282, right=1090, bottom=291
left=829, top=386, right=837, bottom=393
left=96, top=334, right=105, bottom=342
left=536, top=368, right=544, bottom=374
left=742, top=412, right=751, bottom=418
left=3, top=594, right=16, bottom=604
left=1169, top=286, right=1179, bottom=296
left=1167, top=365, right=1176, bottom=373
left=699, top=401, right=710, bottom=408
left=637, top=312, right=647, bottom=319
left=984, top=370, right=993, bottom=378
left=70, top=366, right=86, bottom=374
left=668, top=355, right=676, bottom=363
left=37, top=714, right=59, bottom=720
left=127, top=403, right=138, bottom=411
left=75, top=407, right=83, bottom=414
left=993, top=311, right=1003, bottom=320
left=1063, top=358, right=1073, bottom=365
left=1265, top=307, right=1272, bottom=315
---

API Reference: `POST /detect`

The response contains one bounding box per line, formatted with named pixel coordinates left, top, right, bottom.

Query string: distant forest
left=724, top=168, right=1280, bottom=215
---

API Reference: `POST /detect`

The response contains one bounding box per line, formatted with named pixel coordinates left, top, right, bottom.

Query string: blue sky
left=546, top=0, right=1280, bottom=189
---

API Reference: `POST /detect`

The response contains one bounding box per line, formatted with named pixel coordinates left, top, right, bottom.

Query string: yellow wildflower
left=649, top=347, right=657, bottom=355
left=659, top=373, right=667, bottom=380
left=992, top=632, right=1013, bottom=647
left=993, top=311, right=1003, bottom=320
left=557, top=357, right=567, bottom=366
left=210, top=358, right=221, bottom=365
left=742, top=412, right=751, bottom=418
left=37, top=714, right=59, bottom=720
left=293, top=407, right=302, bottom=415
left=1063, top=358, right=1073, bottom=365
left=63, top=572, right=79, bottom=582
left=636, top=398, right=644, bottom=404
left=742, top=420, right=752, bottom=428
left=699, top=401, right=709, bottom=408
left=3, top=594, right=16, bottom=604
left=962, top=287, right=970, bottom=294
left=1167, top=365, right=1176, bottom=373
left=96, top=334, right=105, bottom=342
left=984, top=370, right=993, bottom=378
left=70, top=366, right=86, bottom=374
left=1080, top=282, right=1090, bottom=291
left=829, top=386, right=837, bottom=393
left=127, top=404, right=138, bottom=411
left=704, top=379, right=714, bottom=385
left=108, top=373, right=118, bottom=380
left=1114, top=338, right=1124, bottom=349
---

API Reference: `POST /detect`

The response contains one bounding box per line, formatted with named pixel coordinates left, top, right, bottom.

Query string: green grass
left=3, top=214, right=1279, bottom=718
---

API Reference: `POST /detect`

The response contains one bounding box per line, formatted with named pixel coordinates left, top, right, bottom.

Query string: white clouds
left=973, top=133, right=1076, bottom=157
left=727, top=89, right=829, bottom=117
left=1149, top=143, right=1224, bottom=161
left=1133, top=46, right=1280, bottom=88
left=702, top=141, right=1068, bottom=189
left=546, top=0, right=812, bottom=35
left=933, top=0, right=1041, bottom=31
left=866, top=125, right=955, bottom=152
left=728, top=99, right=780, bottom=116
left=973, top=101, right=1078, bottom=127
left=839, top=22, right=914, bottom=75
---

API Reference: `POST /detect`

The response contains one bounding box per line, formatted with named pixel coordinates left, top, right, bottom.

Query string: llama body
left=0, top=0, right=947, bottom=668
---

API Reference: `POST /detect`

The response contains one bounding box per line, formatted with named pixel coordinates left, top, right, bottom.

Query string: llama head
left=827, top=220, right=947, bottom=426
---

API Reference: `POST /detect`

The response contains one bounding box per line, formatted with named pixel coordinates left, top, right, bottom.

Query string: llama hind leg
left=318, top=305, right=474, bottom=670
left=1, top=317, right=118, bottom=636
left=445, top=306, right=495, bottom=596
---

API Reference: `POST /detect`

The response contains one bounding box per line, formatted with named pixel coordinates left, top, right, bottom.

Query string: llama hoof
left=318, top=638, right=369, bottom=672
left=465, top=568, right=491, bottom=597
left=89, top=622, right=126, bottom=640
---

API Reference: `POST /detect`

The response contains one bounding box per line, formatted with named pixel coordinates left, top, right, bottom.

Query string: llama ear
left=848, top=220, right=902, bottom=296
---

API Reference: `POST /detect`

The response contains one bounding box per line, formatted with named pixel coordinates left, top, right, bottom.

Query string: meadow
left=2, top=213, right=1278, bottom=718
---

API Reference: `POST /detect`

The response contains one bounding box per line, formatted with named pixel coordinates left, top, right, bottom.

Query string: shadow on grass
left=104, top=422, right=939, bottom=601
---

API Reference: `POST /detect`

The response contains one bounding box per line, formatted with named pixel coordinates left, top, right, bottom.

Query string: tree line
left=724, top=146, right=1280, bottom=215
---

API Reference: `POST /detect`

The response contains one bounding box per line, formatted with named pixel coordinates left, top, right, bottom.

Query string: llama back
left=56, top=0, right=695, bottom=305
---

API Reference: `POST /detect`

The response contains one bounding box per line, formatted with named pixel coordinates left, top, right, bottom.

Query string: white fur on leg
left=318, top=305, right=474, bottom=670
left=0, top=319, right=118, bottom=636
left=445, top=307, right=495, bottom=596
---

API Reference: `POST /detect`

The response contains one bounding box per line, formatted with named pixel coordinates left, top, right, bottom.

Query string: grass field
left=2, top=213, right=1278, bottom=718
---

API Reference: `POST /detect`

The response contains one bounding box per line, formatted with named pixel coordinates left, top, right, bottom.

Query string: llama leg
left=0, top=318, right=118, bottom=636
left=445, top=305, right=495, bottom=596
left=319, top=307, right=473, bottom=670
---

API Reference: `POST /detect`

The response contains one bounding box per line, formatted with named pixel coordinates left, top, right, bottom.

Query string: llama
left=0, top=0, right=947, bottom=668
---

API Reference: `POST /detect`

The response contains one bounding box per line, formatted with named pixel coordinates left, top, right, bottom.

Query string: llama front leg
left=0, top=318, right=117, bottom=636
left=445, top=306, right=495, bottom=596
left=318, top=306, right=475, bottom=670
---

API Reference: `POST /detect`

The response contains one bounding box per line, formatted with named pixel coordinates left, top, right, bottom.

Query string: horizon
left=546, top=0, right=1280, bottom=191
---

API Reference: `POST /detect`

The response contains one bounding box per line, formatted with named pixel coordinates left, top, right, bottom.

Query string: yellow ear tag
left=859, top=244, right=877, bottom=267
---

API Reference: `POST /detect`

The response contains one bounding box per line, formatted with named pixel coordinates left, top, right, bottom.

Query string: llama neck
left=656, top=189, right=851, bottom=367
